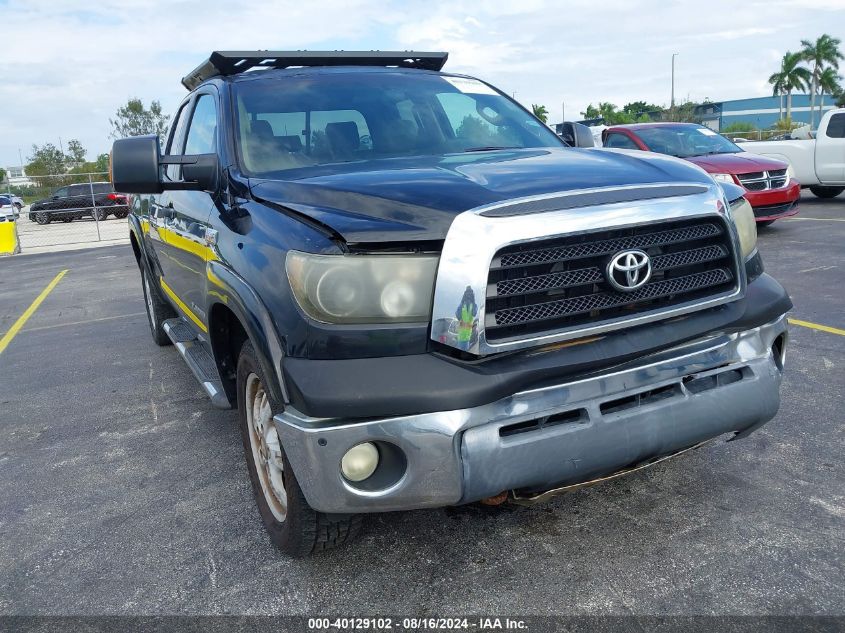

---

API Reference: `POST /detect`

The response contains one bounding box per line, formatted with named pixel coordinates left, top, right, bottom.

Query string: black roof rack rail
left=181, top=50, right=449, bottom=90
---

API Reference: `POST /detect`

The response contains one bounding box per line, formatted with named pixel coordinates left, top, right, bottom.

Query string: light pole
left=671, top=53, right=679, bottom=120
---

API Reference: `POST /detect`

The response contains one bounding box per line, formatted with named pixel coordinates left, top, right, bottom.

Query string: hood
left=686, top=151, right=788, bottom=174
left=249, top=147, right=713, bottom=243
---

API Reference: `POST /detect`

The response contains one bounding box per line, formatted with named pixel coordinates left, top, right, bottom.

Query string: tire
left=62, top=218, right=73, bottom=223
left=140, top=266, right=175, bottom=346
left=35, top=212, right=51, bottom=225
left=14, top=203, right=22, bottom=212
left=93, top=208, right=109, bottom=221
left=114, top=210, right=129, bottom=219
left=236, top=340, right=362, bottom=556
left=809, top=186, right=845, bottom=199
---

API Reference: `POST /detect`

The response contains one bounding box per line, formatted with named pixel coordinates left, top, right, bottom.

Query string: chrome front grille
left=485, top=218, right=738, bottom=341
left=737, top=169, right=788, bottom=191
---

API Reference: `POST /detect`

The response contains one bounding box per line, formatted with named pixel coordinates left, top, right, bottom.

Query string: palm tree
left=768, top=62, right=788, bottom=120
left=771, top=51, right=811, bottom=122
left=817, top=67, right=843, bottom=115
left=531, top=104, right=549, bottom=124
left=800, top=34, right=844, bottom=128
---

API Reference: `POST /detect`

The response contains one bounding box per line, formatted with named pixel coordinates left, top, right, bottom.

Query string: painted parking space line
left=789, top=318, right=845, bottom=336
left=784, top=217, right=845, bottom=222
left=0, top=269, right=69, bottom=355
left=21, top=312, right=146, bottom=333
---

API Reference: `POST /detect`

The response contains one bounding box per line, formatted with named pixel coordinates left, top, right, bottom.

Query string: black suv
left=112, top=51, right=791, bottom=556
left=29, top=182, right=129, bottom=224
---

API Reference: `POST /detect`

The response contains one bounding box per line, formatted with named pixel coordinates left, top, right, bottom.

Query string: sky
left=0, top=0, right=843, bottom=167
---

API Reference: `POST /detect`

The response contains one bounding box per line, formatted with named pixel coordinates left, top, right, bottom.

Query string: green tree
left=621, top=101, right=663, bottom=119
left=65, top=139, right=87, bottom=166
left=769, top=51, right=811, bottom=122
left=531, top=104, right=548, bottom=123
left=817, top=66, right=843, bottom=113
left=109, top=97, right=171, bottom=139
left=800, top=34, right=844, bottom=127
left=0, top=167, right=6, bottom=183
left=580, top=104, right=602, bottom=120
left=26, top=143, right=67, bottom=178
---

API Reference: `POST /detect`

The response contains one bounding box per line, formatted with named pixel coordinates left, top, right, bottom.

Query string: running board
left=163, top=319, right=232, bottom=409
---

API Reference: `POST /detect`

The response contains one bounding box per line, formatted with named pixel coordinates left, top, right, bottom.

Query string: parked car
left=28, top=182, right=129, bottom=224
left=0, top=195, right=19, bottom=221
left=741, top=108, right=845, bottom=199
left=112, top=50, right=791, bottom=556
left=602, top=123, right=801, bottom=225
left=2, top=193, right=24, bottom=211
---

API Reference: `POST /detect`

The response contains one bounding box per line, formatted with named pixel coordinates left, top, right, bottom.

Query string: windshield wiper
left=462, top=146, right=521, bottom=152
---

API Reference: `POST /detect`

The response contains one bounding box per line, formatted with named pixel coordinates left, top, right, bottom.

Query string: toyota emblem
left=606, top=249, right=652, bottom=292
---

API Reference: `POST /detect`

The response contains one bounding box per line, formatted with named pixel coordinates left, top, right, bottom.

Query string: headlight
left=286, top=251, right=439, bottom=323
left=786, top=163, right=795, bottom=179
left=712, top=173, right=735, bottom=184
left=729, top=197, right=757, bottom=259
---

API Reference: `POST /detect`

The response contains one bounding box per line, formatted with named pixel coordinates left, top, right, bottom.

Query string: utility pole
left=561, top=101, right=565, bottom=124
left=58, top=136, right=64, bottom=155
left=671, top=53, right=679, bottom=121
left=18, top=148, right=23, bottom=170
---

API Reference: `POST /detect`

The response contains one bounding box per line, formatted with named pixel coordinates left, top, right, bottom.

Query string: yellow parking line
left=0, top=269, right=69, bottom=355
left=788, top=318, right=845, bottom=336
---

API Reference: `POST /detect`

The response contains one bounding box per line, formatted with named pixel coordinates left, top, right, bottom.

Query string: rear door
left=815, top=112, right=845, bottom=184
left=155, top=91, right=218, bottom=335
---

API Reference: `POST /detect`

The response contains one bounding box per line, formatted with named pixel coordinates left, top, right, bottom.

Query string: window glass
left=184, top=94, right=218, bottom=155
left=68, top=184, right=89, bottom=196
left=635, top=125, right=741, bottom=158
left=234, top=72, right=562, bottom=176
left=54, top=187, right=68, bottom=197
left=605, top=133, right=640, bottom=149
left=825, top=113, right=845, bottom=138
left=92, top=183, right=112, bottom=193
left=165, top=102, right=191, bottom=180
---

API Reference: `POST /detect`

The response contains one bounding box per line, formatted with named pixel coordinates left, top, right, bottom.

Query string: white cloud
left=0, top=0, right=843, bottom=165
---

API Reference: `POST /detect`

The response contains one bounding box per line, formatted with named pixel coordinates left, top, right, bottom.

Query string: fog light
left=341, top=442, right=379, bottom=482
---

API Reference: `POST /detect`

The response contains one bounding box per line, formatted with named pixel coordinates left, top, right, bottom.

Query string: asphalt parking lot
left=0, top=192, right=843, bottom=616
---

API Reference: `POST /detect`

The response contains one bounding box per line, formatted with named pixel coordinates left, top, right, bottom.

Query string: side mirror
left=560, top=122, right=595, bottom=148
left=111, top=135, right=163, bottom=194
left=111, top=135, right=219, bottom=194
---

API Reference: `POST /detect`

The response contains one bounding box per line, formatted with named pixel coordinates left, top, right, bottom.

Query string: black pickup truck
left=111, top=51, right=791, bottom=557
left=28, top=182, right=129, bottom=224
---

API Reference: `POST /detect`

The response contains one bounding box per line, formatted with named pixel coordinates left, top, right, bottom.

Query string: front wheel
left=113, top=210, right=129, bottom=219
left=237, top=340, right=362, bottom=556
left=35, top=212, right=51, bottom=225
left=809, top=186, right=845, bottom=199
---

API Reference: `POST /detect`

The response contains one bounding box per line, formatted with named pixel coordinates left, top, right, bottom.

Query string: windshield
left=636, top=126, right=741, bottom=158
left=233, top=71, right=562, bottom=176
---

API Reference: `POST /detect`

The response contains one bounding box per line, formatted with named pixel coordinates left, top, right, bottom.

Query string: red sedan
left=602, top=123, right=800, bottom=225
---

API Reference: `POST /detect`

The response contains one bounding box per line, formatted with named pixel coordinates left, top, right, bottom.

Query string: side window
left=184, top=94, right=218, bottom=155
left=53, top=187, right=68, bottom=198
left=605, top=133, right=639, bottom=150
left=68, top=184, right=88, bottom=196
left=825, top=113, right=845, bottom=138
left=165, top=102, right=191, bottom=181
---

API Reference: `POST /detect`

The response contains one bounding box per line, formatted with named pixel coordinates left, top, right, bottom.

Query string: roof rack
left=181, top=50, right=449, bottom=90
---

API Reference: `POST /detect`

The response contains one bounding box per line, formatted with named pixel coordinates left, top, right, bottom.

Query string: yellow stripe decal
left=0, top=269, right=68, bottom=355
left=788, top=318, right=845, bottom=337
left=159, top=277, right=208, bottom=333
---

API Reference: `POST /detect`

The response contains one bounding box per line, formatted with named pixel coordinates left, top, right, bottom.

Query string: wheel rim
left=143, top=272, right=156, bottom=328
left=245, top=373, right=287, bottom=522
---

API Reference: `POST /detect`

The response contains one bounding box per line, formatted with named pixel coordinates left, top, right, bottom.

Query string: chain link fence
left=3, top=172, right=130, bottom=253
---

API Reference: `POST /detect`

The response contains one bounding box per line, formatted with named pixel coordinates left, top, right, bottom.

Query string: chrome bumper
left=274, top=315, right=788, bottom=514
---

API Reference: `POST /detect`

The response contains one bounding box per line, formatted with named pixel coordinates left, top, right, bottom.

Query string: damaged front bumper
left=274, top=315, right=788, bottom=514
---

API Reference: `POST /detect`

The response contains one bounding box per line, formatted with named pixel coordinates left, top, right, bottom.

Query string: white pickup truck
left=749, top=108, right=845, bottom=198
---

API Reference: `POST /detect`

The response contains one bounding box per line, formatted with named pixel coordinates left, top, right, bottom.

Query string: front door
left=815, top=111, right=845, bottom=184
left=155, top=91, right=219, bottom=336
